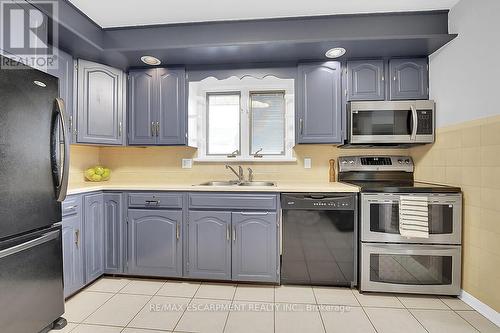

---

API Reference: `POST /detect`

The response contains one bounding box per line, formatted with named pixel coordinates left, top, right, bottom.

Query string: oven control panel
left=338, top=156, right=413, bottom=173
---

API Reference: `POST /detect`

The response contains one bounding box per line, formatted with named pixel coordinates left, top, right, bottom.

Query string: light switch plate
left=304, top=158, right=312, bottom=169
left=182, top=159, right=193, bottom=169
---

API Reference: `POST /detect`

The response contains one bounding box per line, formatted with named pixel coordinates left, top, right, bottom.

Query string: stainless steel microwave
left=345, top=100, right=435, bottom=146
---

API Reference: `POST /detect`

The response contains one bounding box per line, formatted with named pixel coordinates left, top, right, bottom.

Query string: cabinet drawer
left=62, top=195, right=81, bottom=217
left=128, top=192, right=183, bottom=209
left=188, top=193, right=277, bottom=210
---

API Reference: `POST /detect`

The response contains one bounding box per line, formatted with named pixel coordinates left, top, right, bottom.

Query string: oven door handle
left=410, top=105, right=418, bottom=141
left=368, top=244, right=458, bottom=252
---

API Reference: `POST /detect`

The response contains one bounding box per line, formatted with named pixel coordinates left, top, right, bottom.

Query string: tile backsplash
left=69, top=144, right=407, bottom=184
left=411, top=114, right=500, bottom=312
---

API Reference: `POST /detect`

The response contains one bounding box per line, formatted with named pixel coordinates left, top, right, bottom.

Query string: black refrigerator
left=0, top=55, right=69, bottom=333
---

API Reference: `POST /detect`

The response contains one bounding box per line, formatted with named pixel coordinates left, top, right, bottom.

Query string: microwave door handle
left=410, top=105, right=418, bottom=141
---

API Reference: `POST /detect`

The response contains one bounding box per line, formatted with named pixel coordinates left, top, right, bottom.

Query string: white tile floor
left=51, top=277, right=500, bottom=333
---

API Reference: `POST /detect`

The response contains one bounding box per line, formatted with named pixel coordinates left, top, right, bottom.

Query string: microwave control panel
left=416, top=110, right=433, bottom=135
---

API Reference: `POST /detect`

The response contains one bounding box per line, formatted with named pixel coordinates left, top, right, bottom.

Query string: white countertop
left=67, top=180, right=360, bottom=195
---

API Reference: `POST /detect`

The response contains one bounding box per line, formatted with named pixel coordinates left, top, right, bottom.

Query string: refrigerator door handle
left=0, top=230, right=59, bottom=259
left=52, top=98, right=69, bottom=202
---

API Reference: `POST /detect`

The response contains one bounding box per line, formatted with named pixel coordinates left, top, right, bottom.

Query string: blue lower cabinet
left=84, top=193, right=105, bottom=283
left=103, top=193, right=124, bottom=274
left=62, top=195, right=84, bottom=297
left=231, top=212, right=278, bottom=283
left=186, top=211, right=232, bottom=280
left=128, top=209, right=183, bottom=277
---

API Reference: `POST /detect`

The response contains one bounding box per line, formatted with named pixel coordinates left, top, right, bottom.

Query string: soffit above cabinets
left=35, top=1, right=457, bottom=69
left=67, top=0, right=459, bottom=28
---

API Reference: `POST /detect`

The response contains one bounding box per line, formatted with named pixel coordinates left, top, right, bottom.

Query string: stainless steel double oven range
left=339, top=156, right=462, bottom=295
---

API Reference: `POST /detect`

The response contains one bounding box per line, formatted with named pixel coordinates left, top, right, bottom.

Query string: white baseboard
left=459, top=290, right=500, bottom=327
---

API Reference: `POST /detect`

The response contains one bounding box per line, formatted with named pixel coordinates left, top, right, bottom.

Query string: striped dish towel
left=399, top=195, right=429, bottom=239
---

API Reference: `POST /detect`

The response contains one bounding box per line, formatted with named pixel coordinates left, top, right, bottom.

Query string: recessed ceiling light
left=140, top=55, right=161, bottom=66
left=33, top=80, right=46, bottom=87
left=325, top=47, right=346, bottom=59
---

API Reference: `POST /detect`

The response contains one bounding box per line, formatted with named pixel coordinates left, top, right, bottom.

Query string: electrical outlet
left=182, top=159, right=193, bottom=169
left=304, top=158, right=312, bottom=169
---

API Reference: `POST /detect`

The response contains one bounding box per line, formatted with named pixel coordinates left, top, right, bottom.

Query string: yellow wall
left=69, top=145, right=100, bottom=185
left=68, top=145, right=407, bottom=185
left=411, top=115, right=500, bottom=311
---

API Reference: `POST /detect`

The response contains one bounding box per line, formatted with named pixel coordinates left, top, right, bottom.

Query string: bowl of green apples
left=85, top=166, right=111, bottom=182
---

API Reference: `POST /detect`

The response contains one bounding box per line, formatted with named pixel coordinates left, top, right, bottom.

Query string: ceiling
left=67, top=0, right=460, bottom=28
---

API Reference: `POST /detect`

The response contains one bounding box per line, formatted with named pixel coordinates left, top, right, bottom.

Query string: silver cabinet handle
left=299, top=118, right=304, bottom=135
left=65, top=205, right=78, bottom=210
left=119, top=121, right=123, bottom=137
left=156, top=121, right=160, bottom=137
left=75, top=229, right=80, bottom=248
left=232, top=227, right=236, bottom=242
left=226, top=225, right=230, bottom=241
left=151, top=122, right=156, bottom=137
left=145, top=200, right=160, bottom=205
left=240, top=212, right=269, bottom=215
left=54, top=98, right=69, bottom=202
left=176, top=224, right=180, bottom=240
left=0, top=230, right=59, bottom=259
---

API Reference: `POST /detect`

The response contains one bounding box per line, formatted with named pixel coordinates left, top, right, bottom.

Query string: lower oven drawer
left=360, top=242, right=461, bottom=295
left=0, top=226, right=64, bottom=332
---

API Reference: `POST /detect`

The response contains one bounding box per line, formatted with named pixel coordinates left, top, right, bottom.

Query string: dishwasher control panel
left=281, top=193, right=356, bottom=210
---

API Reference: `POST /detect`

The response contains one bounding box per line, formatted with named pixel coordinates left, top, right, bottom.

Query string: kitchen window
left=206, top=93, right=241, bottom=155
left=189, top=75, right=295, bottom=162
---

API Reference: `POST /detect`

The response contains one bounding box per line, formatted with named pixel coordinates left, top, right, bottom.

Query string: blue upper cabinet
left=157, top=68, right=186, bottom=145
left=347, top=60, right=385, bottom=101
left=128, top=69, right=157, bottom=145
left=47, top=48, right=76, bottom=143
left=297, top=62, right=342, bottom=144
left=389, top=58, right=429, bottom=100
left=77, top=59, right=126, bottom=145
left=128, top=67, right=186, bottom=145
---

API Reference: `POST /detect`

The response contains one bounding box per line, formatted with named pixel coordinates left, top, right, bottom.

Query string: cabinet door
left=389, top=58, right=429, bottom=100
left=128, top=69, right=157, bottom=145
left=77, top=59, right=125, bottom=145
left=187, top=211, right=231, bottom=280
left=47, top=48, right=75, bottom=143
left=103, top=193, right=124, bottom=274
left=297, top=62, right=342, bottom=143
left=157, top=68, right=186, bottom=145
left=128, top=209, right=182, bottom=277
left=62, top=213, right=84, bottom=297
left=84, top=193, right=104, bottom=283
left=347, top=60, right=385, bottom=101
left=232, top=212, right=277, bottom=282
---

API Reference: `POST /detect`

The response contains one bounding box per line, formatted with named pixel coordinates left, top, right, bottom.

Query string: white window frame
left=189, top=76, right=296, bottom=162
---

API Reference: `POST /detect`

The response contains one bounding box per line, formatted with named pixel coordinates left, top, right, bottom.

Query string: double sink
left=197, top=181, right=276, bottom=187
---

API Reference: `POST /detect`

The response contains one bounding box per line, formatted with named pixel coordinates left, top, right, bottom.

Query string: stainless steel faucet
left=247, top=168, right=254, bottom=182
left=225, top=165, right=244, bottom=182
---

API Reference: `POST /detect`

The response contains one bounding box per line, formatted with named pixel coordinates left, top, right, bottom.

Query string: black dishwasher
left=280, top=193, right=358, bottom=287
